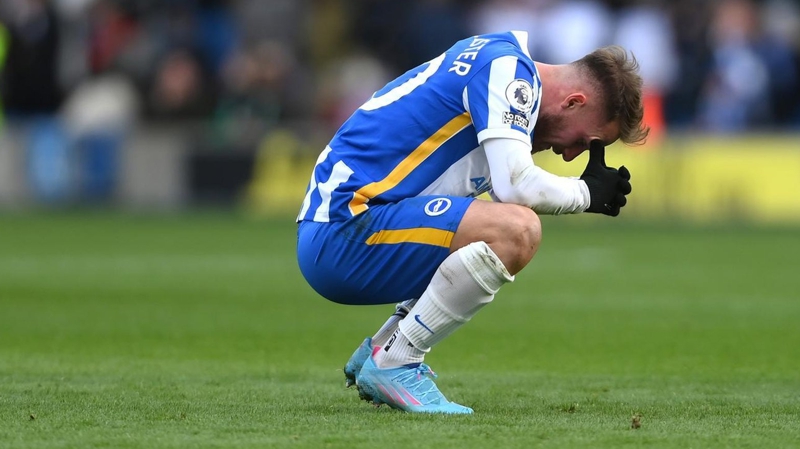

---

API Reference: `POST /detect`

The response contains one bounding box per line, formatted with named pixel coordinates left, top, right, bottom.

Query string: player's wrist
left=576, top=179, right=591, bottom=213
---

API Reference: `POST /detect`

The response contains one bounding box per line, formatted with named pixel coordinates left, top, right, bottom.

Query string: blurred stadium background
left=2, top=2, right=800, bottom=446
left=0, top=0, right=799, bottom=223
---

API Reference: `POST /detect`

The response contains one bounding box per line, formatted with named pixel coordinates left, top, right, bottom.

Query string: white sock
left=371, top=299, right=418, bottom=347
left=375, top=329, right=426, bottom=368
left=376, top=241, right=514, bottom=368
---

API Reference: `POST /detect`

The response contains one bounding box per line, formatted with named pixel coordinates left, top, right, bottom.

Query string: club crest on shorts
left=505, top=78, right=535, bottom=113
left=424, top=198, right=452, bottom=216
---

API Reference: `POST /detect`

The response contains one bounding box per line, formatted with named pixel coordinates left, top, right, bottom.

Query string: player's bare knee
left=514, top=207, right=541, bottom=261
left=500, top=206, right=541, bottom=273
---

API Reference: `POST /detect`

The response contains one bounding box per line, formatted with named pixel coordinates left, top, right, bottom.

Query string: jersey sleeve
left=465, top=55, right=541, bottom=146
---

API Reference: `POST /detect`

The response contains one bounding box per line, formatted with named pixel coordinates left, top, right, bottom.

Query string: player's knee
left=502, top=206, right=541, bottom=272
left=513, top=207, right=542, bottom=259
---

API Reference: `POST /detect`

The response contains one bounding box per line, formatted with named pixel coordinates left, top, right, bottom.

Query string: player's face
left=550, top=119, right=619, bottom=162
left=531, top=96, right=620, bottom=162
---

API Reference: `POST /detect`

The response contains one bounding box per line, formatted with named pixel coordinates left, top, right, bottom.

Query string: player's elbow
left=492, top=183, right=536, bottom=208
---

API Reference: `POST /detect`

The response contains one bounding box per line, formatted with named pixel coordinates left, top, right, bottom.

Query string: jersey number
left=359, top=54, right=445, bottom=111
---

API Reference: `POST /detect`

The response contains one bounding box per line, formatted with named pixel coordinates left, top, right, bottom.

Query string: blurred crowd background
left=1, top=0, right=799, bottom=208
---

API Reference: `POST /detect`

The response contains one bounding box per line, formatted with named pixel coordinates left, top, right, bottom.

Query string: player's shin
left=376, top=241, right=514, bottom=368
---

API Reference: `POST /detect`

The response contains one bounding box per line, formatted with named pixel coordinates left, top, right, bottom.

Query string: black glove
left=580, top=140, right=632, bottom=217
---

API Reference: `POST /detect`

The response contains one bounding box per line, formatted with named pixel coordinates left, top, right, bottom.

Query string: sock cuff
left=458, top=241, right=515, bottom=294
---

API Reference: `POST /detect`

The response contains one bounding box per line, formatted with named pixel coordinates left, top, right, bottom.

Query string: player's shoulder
left=487, top=30, right=533, bottom=57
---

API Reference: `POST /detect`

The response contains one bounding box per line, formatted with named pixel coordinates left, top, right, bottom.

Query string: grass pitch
left=1, top=212, right=798, bottom=448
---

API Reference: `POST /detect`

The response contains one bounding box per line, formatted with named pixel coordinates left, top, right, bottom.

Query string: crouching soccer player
left=296, top=31, right=648, bottom=414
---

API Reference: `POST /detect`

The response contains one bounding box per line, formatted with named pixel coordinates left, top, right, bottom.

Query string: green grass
left=1, top=212, right=799, bottom=448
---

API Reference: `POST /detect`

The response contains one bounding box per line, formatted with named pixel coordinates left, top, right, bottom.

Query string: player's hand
left=580, top=140, right=632, bottom=217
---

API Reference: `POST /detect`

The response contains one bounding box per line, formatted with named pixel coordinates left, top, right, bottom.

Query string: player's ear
left=561, top=93, right=587, bottom=110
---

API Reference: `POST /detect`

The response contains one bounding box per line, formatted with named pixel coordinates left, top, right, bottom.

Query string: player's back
left=298, top=31, right=539, bottom=223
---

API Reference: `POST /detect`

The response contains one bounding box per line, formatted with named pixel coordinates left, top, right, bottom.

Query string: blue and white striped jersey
left=297, top=31, right=542, bottom=223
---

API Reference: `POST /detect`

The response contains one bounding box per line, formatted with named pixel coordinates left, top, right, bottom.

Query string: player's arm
left=483, top=137, right=590, bottom=214
left=463, top=52, right=591, bottom=214
left=485, top=138, right=632, bottom=216
left=462, top=48, right=629, bottom=215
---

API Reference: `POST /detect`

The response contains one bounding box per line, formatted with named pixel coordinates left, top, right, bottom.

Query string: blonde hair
left=573, top=46, right=650, bottom=145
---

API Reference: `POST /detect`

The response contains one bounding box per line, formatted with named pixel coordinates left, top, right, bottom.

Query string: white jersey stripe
left=314, top=160, right=354, bottom=222
left=487, top=56, right=520, bottom=131
left=297, top=146, right=332, bottom=221
left=510, top=31, right=532, bottom=59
